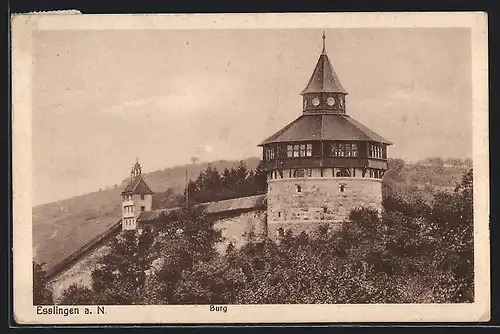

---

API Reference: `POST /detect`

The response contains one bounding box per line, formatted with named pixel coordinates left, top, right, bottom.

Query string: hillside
left=32, top=157, right=261, bottom=272
left=32, top=156, right=470, bottom=274
left=382, top=159, right=470, bottom=203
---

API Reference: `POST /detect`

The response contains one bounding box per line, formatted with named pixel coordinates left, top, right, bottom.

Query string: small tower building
left=259, top=32, right=392, bottom=239
left=121, top=159, right=154, bottom=231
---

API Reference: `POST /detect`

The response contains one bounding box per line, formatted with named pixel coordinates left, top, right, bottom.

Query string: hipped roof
left=259, top=114, right=392, bottom=146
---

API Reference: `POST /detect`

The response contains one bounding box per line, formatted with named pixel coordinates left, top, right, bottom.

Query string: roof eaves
left=343, top=115, right=393, bottom=145
left=258, top=115, right=305, bottom=146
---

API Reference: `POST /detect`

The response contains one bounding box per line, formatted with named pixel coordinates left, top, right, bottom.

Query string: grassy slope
left=32, top=157, right=260, bottom=272
left=384, top=163, right=469, bottom=203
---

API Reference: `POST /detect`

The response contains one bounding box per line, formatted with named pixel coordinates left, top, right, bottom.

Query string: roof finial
left=322, top=30, right=326, bottom=54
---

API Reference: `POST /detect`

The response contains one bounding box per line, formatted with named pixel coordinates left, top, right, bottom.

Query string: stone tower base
left=267, top=177, right=382, bottom=240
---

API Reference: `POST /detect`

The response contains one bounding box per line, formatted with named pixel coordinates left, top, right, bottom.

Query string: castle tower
left=121, top=159, right=154, bottom=231
left=259, top=32, right=392, bottom=240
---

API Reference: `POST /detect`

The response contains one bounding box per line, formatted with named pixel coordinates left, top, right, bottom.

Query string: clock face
left=326, top=97, right=336, bottom=106
left=312, top=97, right=320, bottom=107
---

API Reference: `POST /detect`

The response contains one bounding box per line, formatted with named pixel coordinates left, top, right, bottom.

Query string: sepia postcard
left=11, top=12, right=489, bottom=324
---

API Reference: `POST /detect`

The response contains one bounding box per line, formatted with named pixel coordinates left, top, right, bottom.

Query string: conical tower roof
left=301, top=32, right=348, bottom=95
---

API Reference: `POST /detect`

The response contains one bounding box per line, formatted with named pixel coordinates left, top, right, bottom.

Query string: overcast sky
left=32, top=28, right=472, bottom=206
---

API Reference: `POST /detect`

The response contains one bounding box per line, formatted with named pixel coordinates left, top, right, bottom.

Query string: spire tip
left=322, top=30, right=326, bottom=53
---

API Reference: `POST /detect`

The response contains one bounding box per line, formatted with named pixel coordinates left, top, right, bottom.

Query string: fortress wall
left=48, top=209, right=266, bottom=300
left=267, top=177, right=382, bottom=240
left=214, top=210, right=267, bottom=253
left=49, top=244, right=111, bottom=301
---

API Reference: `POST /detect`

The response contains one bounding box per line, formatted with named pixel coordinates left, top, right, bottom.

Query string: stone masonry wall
left=267, top=177, right=382, bottom=240
left=213, top=210, right=267, bottom=253
left=49, top=244, right=111, bottom=301
left=49, top=209, right=266, bottom=300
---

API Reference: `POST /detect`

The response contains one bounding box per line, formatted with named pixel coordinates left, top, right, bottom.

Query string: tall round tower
left=259, top=32, right=392, bottom=240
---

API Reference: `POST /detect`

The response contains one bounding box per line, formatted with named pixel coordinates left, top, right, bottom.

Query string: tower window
left=141, top=194, right=145, bottom=200
left=265, top=146, right=275, bottom=160
left=332, top=143, right=358, bottom=157
left=306, top=144, right=312, bottom=157
left=339, top=184, right=346, bottom=192
left=370, top=144, right=383, bottom=158
left=287, top=144, right=313, bottom=158
left=278, top=212, right=282, bottom=218
left=296, top=185, right=302, bottom=193
left=141, top=206, right=145, bottom=212
left=351, top=144, right=358, bottom=157
left=323, top=206, right=328, bottom=213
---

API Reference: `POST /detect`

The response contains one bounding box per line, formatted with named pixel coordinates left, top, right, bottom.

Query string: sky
left=32, top=28, right=472, bottom=206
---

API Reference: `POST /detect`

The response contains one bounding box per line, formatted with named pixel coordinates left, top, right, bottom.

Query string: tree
left=253, top=160, right=268, bottom=193
left=174, top=204, right=221, bottom=260
left=221, top=168, right=234, bottom=188
left=156, top=187, right=184, bottom=209
left=58, top=283, right=95, bottom=305
left=33, top=262, right=53, bottom=305
left=426, top=168, right=474, bottom=302
left=385, top=158, right=405, bottom=181
left=82, top=166, right=473, bottom=305
left=173, top=256, right=247, bottom=304
left=139, top=236, right=196, bottom=304
left=138, top=203, right=222, bottom=304
left=91, top=228, right=155, bottom=305
left=234, top=161, right=249, bottom=181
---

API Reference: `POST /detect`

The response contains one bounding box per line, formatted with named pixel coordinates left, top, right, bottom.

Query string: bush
left=64, top=169, right=473, bottom=305
left=33, top=262, right=53, bottom=305
left=58, top=283, right=95, bottom=305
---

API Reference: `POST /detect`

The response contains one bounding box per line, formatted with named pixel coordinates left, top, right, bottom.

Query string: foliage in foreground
left=38, top=169, right=473, bottom=305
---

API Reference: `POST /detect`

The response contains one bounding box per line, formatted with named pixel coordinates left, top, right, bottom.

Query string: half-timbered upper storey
left=259, top=32, right=391, bottom=176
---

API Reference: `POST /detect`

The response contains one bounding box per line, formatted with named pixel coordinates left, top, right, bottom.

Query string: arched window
left=336, top=168, right=351, bottom=177
left=293, top=169, right=312, bottom=178
left=277, top=228, right=285, bottom=238
left=294, top=169, right=305, bottom=178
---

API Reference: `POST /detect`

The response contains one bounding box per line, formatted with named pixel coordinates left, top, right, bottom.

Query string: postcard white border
left=11, top=12, right=489, bottom=324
